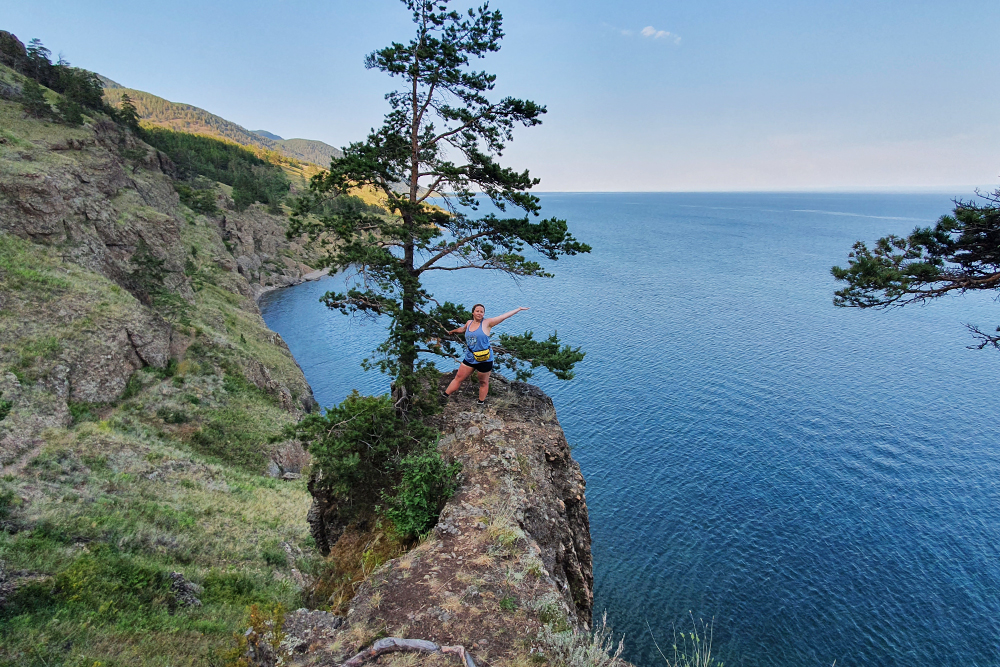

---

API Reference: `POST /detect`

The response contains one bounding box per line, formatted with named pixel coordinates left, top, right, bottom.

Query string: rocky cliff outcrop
left=0, top=88, right=318, bottom=468
left=299, top=374, right=593, bottom=665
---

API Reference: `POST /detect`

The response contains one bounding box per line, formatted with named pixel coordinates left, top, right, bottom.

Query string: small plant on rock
left=289, top=392, right=459, bottom=539
left=538, top=612, right=625, bottom=667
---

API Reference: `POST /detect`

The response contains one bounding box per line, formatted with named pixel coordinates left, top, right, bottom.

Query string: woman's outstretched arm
left=447, top=321, right=469, bottom=335
left=485, top=307, right=529, bottom=328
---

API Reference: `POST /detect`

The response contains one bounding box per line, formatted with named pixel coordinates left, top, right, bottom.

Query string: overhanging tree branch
left=832, top=187, right=1000, bottom=348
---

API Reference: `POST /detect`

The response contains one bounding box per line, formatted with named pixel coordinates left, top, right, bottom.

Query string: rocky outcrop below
left=299, top=374, right=592, bottom=665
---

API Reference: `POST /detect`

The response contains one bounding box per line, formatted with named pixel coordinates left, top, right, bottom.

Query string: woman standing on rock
left=443, top=304, right=529, bottom=405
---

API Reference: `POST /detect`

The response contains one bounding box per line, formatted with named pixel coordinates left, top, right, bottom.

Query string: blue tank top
left=464, top=321, right=492, bottom=363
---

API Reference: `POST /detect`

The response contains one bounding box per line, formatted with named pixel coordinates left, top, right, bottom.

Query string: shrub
left=119, top=373, right=144, bottom=402
left=385, top=443, right=460, bottom=538
left=20, top=78, right=50, bottom=118
left=0, top=392, right=12, bottom=422
left=539, top=612, right=626, bottom=667
left=290, top=392, right=458, bottom=538
left=156, top=407, right=190, bottom=424
left=175, top=182, right=219, bottom=216
left=55, top=96, right=82, bottom=126
left=0, top=485, right=22, bottom=520
left=68, top=401, right=98, bottom=424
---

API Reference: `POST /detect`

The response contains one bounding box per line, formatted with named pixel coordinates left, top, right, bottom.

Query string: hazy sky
left=5, top=0, right=999, bottom=192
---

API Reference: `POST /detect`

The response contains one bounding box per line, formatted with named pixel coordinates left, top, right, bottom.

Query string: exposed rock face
left=220, top=206, right=321, bottom=301
left=0, top=99, right=319, bottom=469
left=0, top=32, right=27, bottom=71
left=302, top=374, right=593, bottom=665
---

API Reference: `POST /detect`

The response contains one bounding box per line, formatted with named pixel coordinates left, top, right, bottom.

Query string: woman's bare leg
left=446, top=364, right=475, bottom=395
left=478, top=371, right=490, bottom=401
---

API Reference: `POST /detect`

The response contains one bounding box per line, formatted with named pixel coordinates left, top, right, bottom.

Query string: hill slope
left=0, top=62, right=332, bottom=664
left=102, top=84, right=342, bottom=168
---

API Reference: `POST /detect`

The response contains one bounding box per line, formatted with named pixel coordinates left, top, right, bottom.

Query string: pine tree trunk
left=393, top=213, right=417, bottom=413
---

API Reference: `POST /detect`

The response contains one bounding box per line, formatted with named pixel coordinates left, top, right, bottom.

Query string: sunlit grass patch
left=0, top=418, right=314, bottom=666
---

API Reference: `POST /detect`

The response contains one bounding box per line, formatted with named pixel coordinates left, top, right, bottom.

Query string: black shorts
left=462, top=360, right=494, bottom=373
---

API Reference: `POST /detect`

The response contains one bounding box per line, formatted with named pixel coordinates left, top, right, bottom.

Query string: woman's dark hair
left=472, top=303, right=485, bottom=314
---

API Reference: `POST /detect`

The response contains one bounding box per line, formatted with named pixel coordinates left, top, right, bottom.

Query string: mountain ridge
left=100, top=81, right=342, bottom=168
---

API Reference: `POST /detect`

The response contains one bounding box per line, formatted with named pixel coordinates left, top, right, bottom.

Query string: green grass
left=0, top=88, right=328, bottom=666
left=0, top=422, right=314, bottom=666
left=0, top=234, right=72, bottom=293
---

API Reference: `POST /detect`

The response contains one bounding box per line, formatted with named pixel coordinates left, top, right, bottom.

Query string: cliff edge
left=293, top=374, right=593, bottom=666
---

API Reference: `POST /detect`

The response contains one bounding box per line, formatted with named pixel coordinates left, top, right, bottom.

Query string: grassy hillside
left=101, top=87, right=342, bottom=169
left=99, top=86, right=394, bottom=208
left=271, top=137, right=340, bottom=168
left=0, top=81, right=323, bottom=666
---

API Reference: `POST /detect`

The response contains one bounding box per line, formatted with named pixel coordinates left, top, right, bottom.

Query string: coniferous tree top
left=289, top=0, right=590, bottom=403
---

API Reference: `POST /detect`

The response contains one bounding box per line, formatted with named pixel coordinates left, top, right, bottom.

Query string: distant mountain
left=274, top=138, right=340, bottom=168
left=253, top=130, right=283, bottom=141
left=101, top=82, right=343, bottom=168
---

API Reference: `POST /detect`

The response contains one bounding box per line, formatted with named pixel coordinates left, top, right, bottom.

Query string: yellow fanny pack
left=472, top=349, right=491, bottom=362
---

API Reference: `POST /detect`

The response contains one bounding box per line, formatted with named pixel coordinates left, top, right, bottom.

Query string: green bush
left=290, top=392, right=459, bottom=538
left=0, top=392, right=12, bottom=422
left=386, top=442, right=460, bottom=538
left=174, top=182, right=219, bottom=216
left=0, top=486, right=23, bottom=520
left=118, top=373, right=144, bottom=402
left=68, top=401, right=98, bottom=424
left=156, top=407, right=190, bottom=424
left=55, top=96, right=82, bottom=126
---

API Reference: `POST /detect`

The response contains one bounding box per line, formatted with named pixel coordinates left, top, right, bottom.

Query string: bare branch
left=416, top=175, right=446, bottom=203
left=966, top=323, right=1000, bottom=350
left=415, top=230, right=494, bottom=272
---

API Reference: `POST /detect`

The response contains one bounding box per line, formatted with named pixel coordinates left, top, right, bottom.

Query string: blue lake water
left=260, top=192, right=1000, bottom=667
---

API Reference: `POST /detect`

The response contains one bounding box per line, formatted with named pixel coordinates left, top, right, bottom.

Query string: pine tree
left=288, top=0, right=589, bottom=409
left=20, top=78, right=50, bottom=118
left=832, top=187, right=1000, bottom=349
left=56, top=95, right=82, bottom=125
left=118, top=93, right=140, bottom=131
left=25, top=38, right=52, bottom=85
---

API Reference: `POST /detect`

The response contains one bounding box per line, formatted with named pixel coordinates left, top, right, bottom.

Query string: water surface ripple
left=261, top=193, right=1000, bottom=667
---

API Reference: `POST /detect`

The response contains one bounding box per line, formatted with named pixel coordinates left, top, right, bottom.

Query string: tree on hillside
left=289, top=0, right=590, bottom=410
left=20, top=78, right=51, bottom=118
left=56, top=95, right=83, bottom=126
left=832, top=188, right=1000, bottom=348
left=25, top=38, right=52, bottom=83
left=57, top=66, right=104, bottom=110
left=117, top=93, right=141, bottom=131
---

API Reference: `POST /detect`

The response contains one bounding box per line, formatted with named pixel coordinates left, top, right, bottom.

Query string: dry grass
left=441, top=594, right=464, bottom=615
left=311, top=526, right=407, bottom=612
left=485, top=497, right=524, bottom=554
left=470, top=553, right=495, bottom=568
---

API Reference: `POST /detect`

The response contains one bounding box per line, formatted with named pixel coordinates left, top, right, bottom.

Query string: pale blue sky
left=5, top=0, right=999, bottom=191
